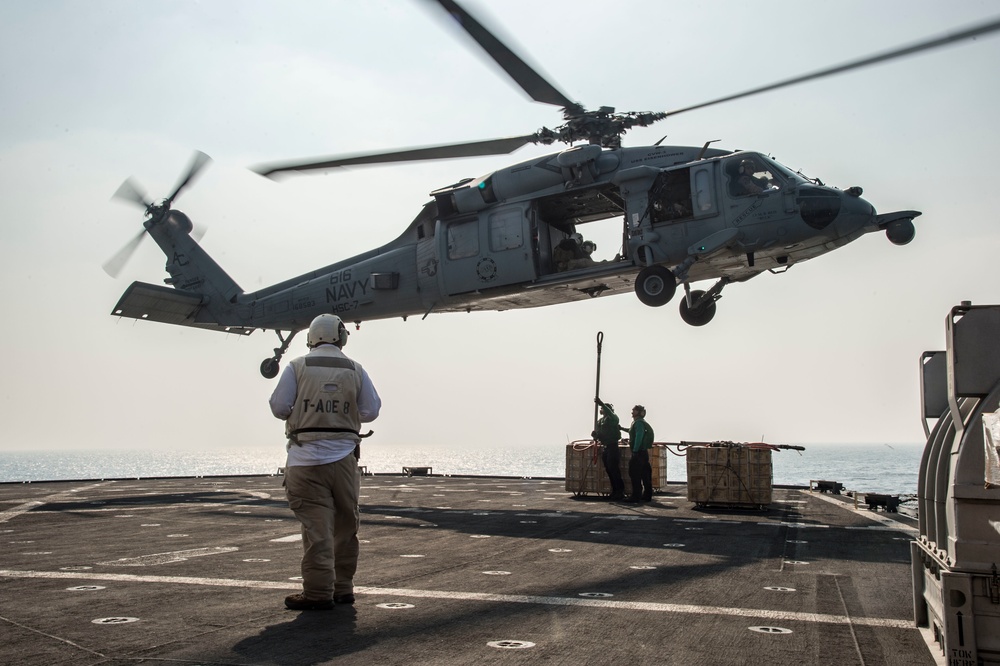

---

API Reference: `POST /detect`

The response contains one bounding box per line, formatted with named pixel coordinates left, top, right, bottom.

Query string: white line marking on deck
left=0, top=569, right=913, bottom=629
left=98, top=547, right=239, bottom=566
left=0, top=482, right=112, bottom=524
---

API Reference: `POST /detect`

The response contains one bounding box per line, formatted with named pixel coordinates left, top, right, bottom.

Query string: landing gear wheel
left=260, top=358, right=280, bottom=379
left=634, top=266, right=677, bottom=307
left=679, top=290, right=717, bottom=326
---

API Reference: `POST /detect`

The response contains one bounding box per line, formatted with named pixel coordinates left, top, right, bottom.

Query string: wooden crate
left=686, top=445, right=772, bottom=508
left=565, top=443, right=668, bottom=496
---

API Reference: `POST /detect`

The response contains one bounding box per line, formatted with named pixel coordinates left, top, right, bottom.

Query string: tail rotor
left=103, top=151, right=211, bottom=278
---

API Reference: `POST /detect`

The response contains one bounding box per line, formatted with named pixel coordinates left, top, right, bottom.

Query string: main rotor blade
left=102, top=227, right=147, bottom=278
left=111, top=178, right=152, bottom=209
left=429, top=0, right=578, bottom=110
left=166, top=150, right=211, bottom=205
left=252, top=135, right=537, bottom=178
left=663, top=15, right=1000, bottom=119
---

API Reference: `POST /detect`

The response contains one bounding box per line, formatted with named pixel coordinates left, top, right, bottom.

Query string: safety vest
left=285, top=351, right=363, bottom=445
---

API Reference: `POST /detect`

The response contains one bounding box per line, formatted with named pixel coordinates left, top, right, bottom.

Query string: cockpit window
left=761, top=157, right=805, bottom=182
left=728, top=155, right=781, bottom=197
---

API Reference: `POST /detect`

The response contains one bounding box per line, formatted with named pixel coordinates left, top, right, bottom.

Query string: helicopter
left=106, top=0, right=1000, bottom=379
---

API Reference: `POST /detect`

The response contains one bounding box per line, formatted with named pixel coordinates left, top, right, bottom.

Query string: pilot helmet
left=581, top=240, right=597, bottom=254
left=570, top=232, right=584, bottom=244
left=740, top=158, right=756, bottom=173
left=307, top=314, right=349, bottom=348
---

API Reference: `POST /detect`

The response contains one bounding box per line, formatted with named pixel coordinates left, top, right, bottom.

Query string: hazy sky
left=2, top=1, right=998, bottom=458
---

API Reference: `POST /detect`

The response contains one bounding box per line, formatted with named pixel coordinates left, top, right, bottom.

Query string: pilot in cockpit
left=737, top=158, right=772, bottom=196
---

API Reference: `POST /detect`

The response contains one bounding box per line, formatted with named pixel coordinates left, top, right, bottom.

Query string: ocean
left=0, top=442, right=923, bottom=498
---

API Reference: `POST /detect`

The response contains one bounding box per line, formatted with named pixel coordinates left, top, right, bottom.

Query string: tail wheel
left=679, top=290, right=717, bottom=326
left=634, top=266, right=677, bottom=307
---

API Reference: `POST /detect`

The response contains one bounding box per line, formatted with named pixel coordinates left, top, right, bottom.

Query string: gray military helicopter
left=106, top=1, right=1000, bottom=378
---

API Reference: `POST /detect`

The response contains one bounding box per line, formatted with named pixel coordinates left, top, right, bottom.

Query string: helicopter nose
left=836, top=191, right=879, bottom=234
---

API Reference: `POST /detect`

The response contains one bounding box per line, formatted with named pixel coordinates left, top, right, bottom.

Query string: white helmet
left=307, top=314, right=349, bottom=348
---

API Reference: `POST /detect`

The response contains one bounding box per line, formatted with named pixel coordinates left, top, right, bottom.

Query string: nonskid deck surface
left=0, top=475, right=930, bottom=665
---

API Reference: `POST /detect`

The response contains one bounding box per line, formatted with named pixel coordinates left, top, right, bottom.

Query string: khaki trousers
left=284, top=456, right=360, bottom=600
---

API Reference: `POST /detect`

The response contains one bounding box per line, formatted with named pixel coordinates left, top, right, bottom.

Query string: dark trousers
left=601, top=443, right=624, bottom=497
left=628, top=449, right=653, bottom=500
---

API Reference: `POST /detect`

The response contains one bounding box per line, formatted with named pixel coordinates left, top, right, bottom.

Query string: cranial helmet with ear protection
left=307, top=314, right=349, bottom=348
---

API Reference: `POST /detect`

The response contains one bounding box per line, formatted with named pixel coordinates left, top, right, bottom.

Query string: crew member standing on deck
left=627, top=405, right=654, bottom=502
left=593, top=398, right=625, bottom=501
left=269, top=313, right=382, bottom=611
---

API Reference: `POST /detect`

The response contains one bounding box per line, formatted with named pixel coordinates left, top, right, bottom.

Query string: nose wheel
left=260, top=329, right=298, bottom=379
left=678, top=278, right=730, bottom=327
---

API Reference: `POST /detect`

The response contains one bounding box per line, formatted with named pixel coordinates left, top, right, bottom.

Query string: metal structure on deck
left=913, top=302, right=1000, bottom=664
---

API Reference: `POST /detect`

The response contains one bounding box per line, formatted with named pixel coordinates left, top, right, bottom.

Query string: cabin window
left=695, top=169, right=713, bottom=212
left=489, top=210, right=523, bottom=251
left=447, top=220, right=479, bottom=260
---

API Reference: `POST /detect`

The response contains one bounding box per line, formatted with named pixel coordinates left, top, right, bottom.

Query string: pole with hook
left=594, top=331, right=604, bottom=433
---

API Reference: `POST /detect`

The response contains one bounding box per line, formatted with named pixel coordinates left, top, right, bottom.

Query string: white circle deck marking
left=749, top=626, right=793, bottom=634
left=764, top=586, right=797, bottom=592
left=378, top=603, right=414, bottom=609
left=630, top=565, right=657, bottom=570
left=68, top=585, right=105, bottom=591
left=93, top=617, right=140, bottom=625
left=663, top=543, right=686, bottom=548
left=243, top=558, right=270, bottom=563
left=401, top=554, right=425, bottom=558
left=488, top=640, right=535, bottom=649
left=483, top=571, right=511, bottom=576
left=470, top=535, right=491, bottom=539
left=548, top=548, right=572, bottom=553
left=60, top=566, right=92, bottom=571
left=784, top=560, right=808, bottom=565
left=579, top=592, right=613, bottom=598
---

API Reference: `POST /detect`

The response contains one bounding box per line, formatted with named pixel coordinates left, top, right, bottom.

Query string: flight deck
left=0, top=473, right=931, bottom=665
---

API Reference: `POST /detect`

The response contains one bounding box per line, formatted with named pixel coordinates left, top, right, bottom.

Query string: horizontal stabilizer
left=111, top=282, right=253, bottom=335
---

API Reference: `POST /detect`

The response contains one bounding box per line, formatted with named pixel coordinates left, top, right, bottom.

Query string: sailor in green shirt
left=593, top=398, right=625, bottom=501
left=627, top=405, right=654, bottom=502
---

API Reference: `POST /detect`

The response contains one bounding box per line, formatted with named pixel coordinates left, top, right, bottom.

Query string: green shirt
left=629, top=418, right=654, bottom=453
left=594, top=408, right=620, bottom=445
